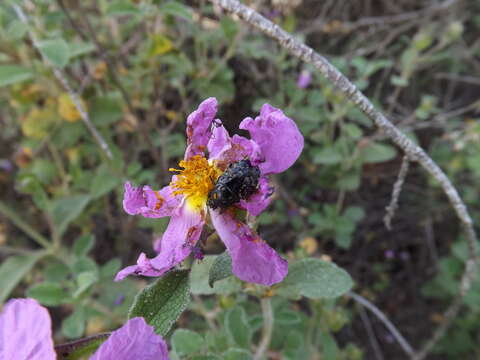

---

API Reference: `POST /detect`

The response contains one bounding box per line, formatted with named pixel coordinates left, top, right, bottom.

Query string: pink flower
left=296, top=70, right=312, bottom=89
left=0, top=298, right=169, bottom=359
left=117, top=98, right=304, bottom=286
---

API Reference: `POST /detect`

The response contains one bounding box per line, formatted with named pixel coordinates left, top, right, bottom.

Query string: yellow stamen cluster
left=169, top=155, right=221, bottom=211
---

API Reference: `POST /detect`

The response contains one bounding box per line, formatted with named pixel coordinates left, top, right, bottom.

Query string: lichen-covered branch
left=208, top=1, right=477, bottom=358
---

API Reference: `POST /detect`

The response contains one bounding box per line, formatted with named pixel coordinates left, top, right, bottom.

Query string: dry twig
left=208, top=1, right=477, bottom=358
left=384, top=156, right=410, bottom=230
left=348, top=291, right=415, bottom=357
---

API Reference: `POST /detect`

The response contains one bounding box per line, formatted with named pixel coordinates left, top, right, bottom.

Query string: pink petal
left=210, top=210, right=288, bottom=286
left=185, top=97, right=218, bottom=159
left=0, top=299, right=55, bottom=360
left=123, top=182, right=181, bottom=218
left=207, top=124, right=262, bottom=166
left=116, top=205, right=205, bottom=281
left=240, top=104, right=304, bottom=175
left=207, top=122, right=231, bottom=161
left=91, top=317, right=169, bottom=360
left=239, top=177, right=274, bottom=216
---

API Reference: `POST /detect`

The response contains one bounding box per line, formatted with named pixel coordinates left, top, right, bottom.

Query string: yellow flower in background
left=299, top=236, right=318, bottom=255
left=21, top=104, right=58, bottom=139
left=58, top=93, right=86, bottom=123
left=93, top=61, right=108, bottom=80
left=149, top=34, right=173, bottom=57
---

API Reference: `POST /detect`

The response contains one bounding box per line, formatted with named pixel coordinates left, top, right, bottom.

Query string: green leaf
left=72, top=257, right=98, bottom=274
left=90, top=165, right=122, bottom=198
left=225, top=307, right=252, bottom=349
left=73, top=234, right=95, bottom=257
left=37, top=38, right=70, bottom=68
left=100, top=258, right=121, bottom=278
left=0, top=65, right=33, bottom=87
left=343, top=123, right=362, bottom=139
left=62, top=305, right=86, bottom=339
left=73, top=271, right=98, bottom=298
left=312, top=147, right=342, bottom=165
left=190, top=255, right=240, bottom=295
left=172, top=329, right=205, bottom=356
left=276, top=310, right=301, bottom=325
left=129, top=270, right=190, bottom=336
left=27, top=282, right=69, bottom=306
left=223, top=348, right=252, bottom=360
left=277, top=258, right=353, bottom=299
left=90, top=95, right=123, bottom=126
left=391, top=75, right=408, bottom=87
left=6, top=20, right=27, bottom=40
left=0, top=252, right=45, bottom=303
left=283, top=331, right=306, bottom=360
left=337, top=173, right=360, bottom=191
left=50, top=194, right=91, bottom=237
left=69, top=42, right=96, bottom=58
left=320, top=331, right=338, bottom=360
left=44, top=262, right=71, bottom=282
left=208, top=251, right=233, bottom=287
left=105, top=1, right=141, bottom=16
left=159, top=1, right=192, bottom=21
left=360, top=142, right=397, bottom=164
left=220, top=18, right=239, bottom=41
left=343, top=206, right=365, bottom=223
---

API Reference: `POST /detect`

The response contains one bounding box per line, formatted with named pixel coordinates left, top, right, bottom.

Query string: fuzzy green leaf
left=37, top=38, right=70, bottom=68
left=225, top=307, right=252, bottom=349
left=277, top=258, right=353, bottom=299
left=0, top=65, right=33, bottom=87
left=128, top=270, right=190, bottom=336
left=172, top=329, right=205, bottom=356
left=208, top=251, right=233, bottom=287
left=0, top=252, right=45, bottom=303
left=26, top=282, right=69, bottom=306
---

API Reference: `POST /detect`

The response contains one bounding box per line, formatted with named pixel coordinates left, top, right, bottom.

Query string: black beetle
left=207, top=159, right=260, bottom=210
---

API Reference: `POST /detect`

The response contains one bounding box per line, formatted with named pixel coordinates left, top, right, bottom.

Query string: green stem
left=0, top=200, right=51, bottom=249
left=254, top=297, right=274, bottom=360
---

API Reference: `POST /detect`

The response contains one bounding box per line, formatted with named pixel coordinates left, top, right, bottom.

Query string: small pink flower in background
left=384, top=250, right=395, bottom=259
left=0, top=298, right=169, bottom=360
left=297, top=70, right=312, bottom=89
left=117, top=97, right=304, bottom=286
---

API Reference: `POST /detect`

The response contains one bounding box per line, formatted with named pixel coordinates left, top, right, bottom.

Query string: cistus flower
left=0, top=298, right=169, bottom=360
left=117, top=98, right=304, bottom=286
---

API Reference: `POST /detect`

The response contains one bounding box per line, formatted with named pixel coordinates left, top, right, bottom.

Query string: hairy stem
left=254, top=297, right=274, bottom=360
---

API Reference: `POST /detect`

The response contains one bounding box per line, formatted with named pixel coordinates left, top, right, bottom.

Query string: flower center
left=169, top=155, right=220, bottom=211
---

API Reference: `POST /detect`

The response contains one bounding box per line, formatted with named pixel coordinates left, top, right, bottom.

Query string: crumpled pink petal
left=210, top=210, right=288, bottom=286
left=240, top=104, right=304, bottom=175
left=185, top=97, right=218, bottom=159
left=0, top=299, right=56, bottom=360
left=91, top=317, right=169, bottom=360
left=207, top=123, right=262, bottom=166
left=239, top=177, right=274, bottom=216
left=123, top=182, right=181, bottom=218
left=207, top=122, right=231, bottom=160
left=115, top=204, right=205, bottom=281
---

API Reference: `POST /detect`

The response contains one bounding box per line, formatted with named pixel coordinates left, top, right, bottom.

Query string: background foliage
left=1, top=0, right=479, bottom=359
